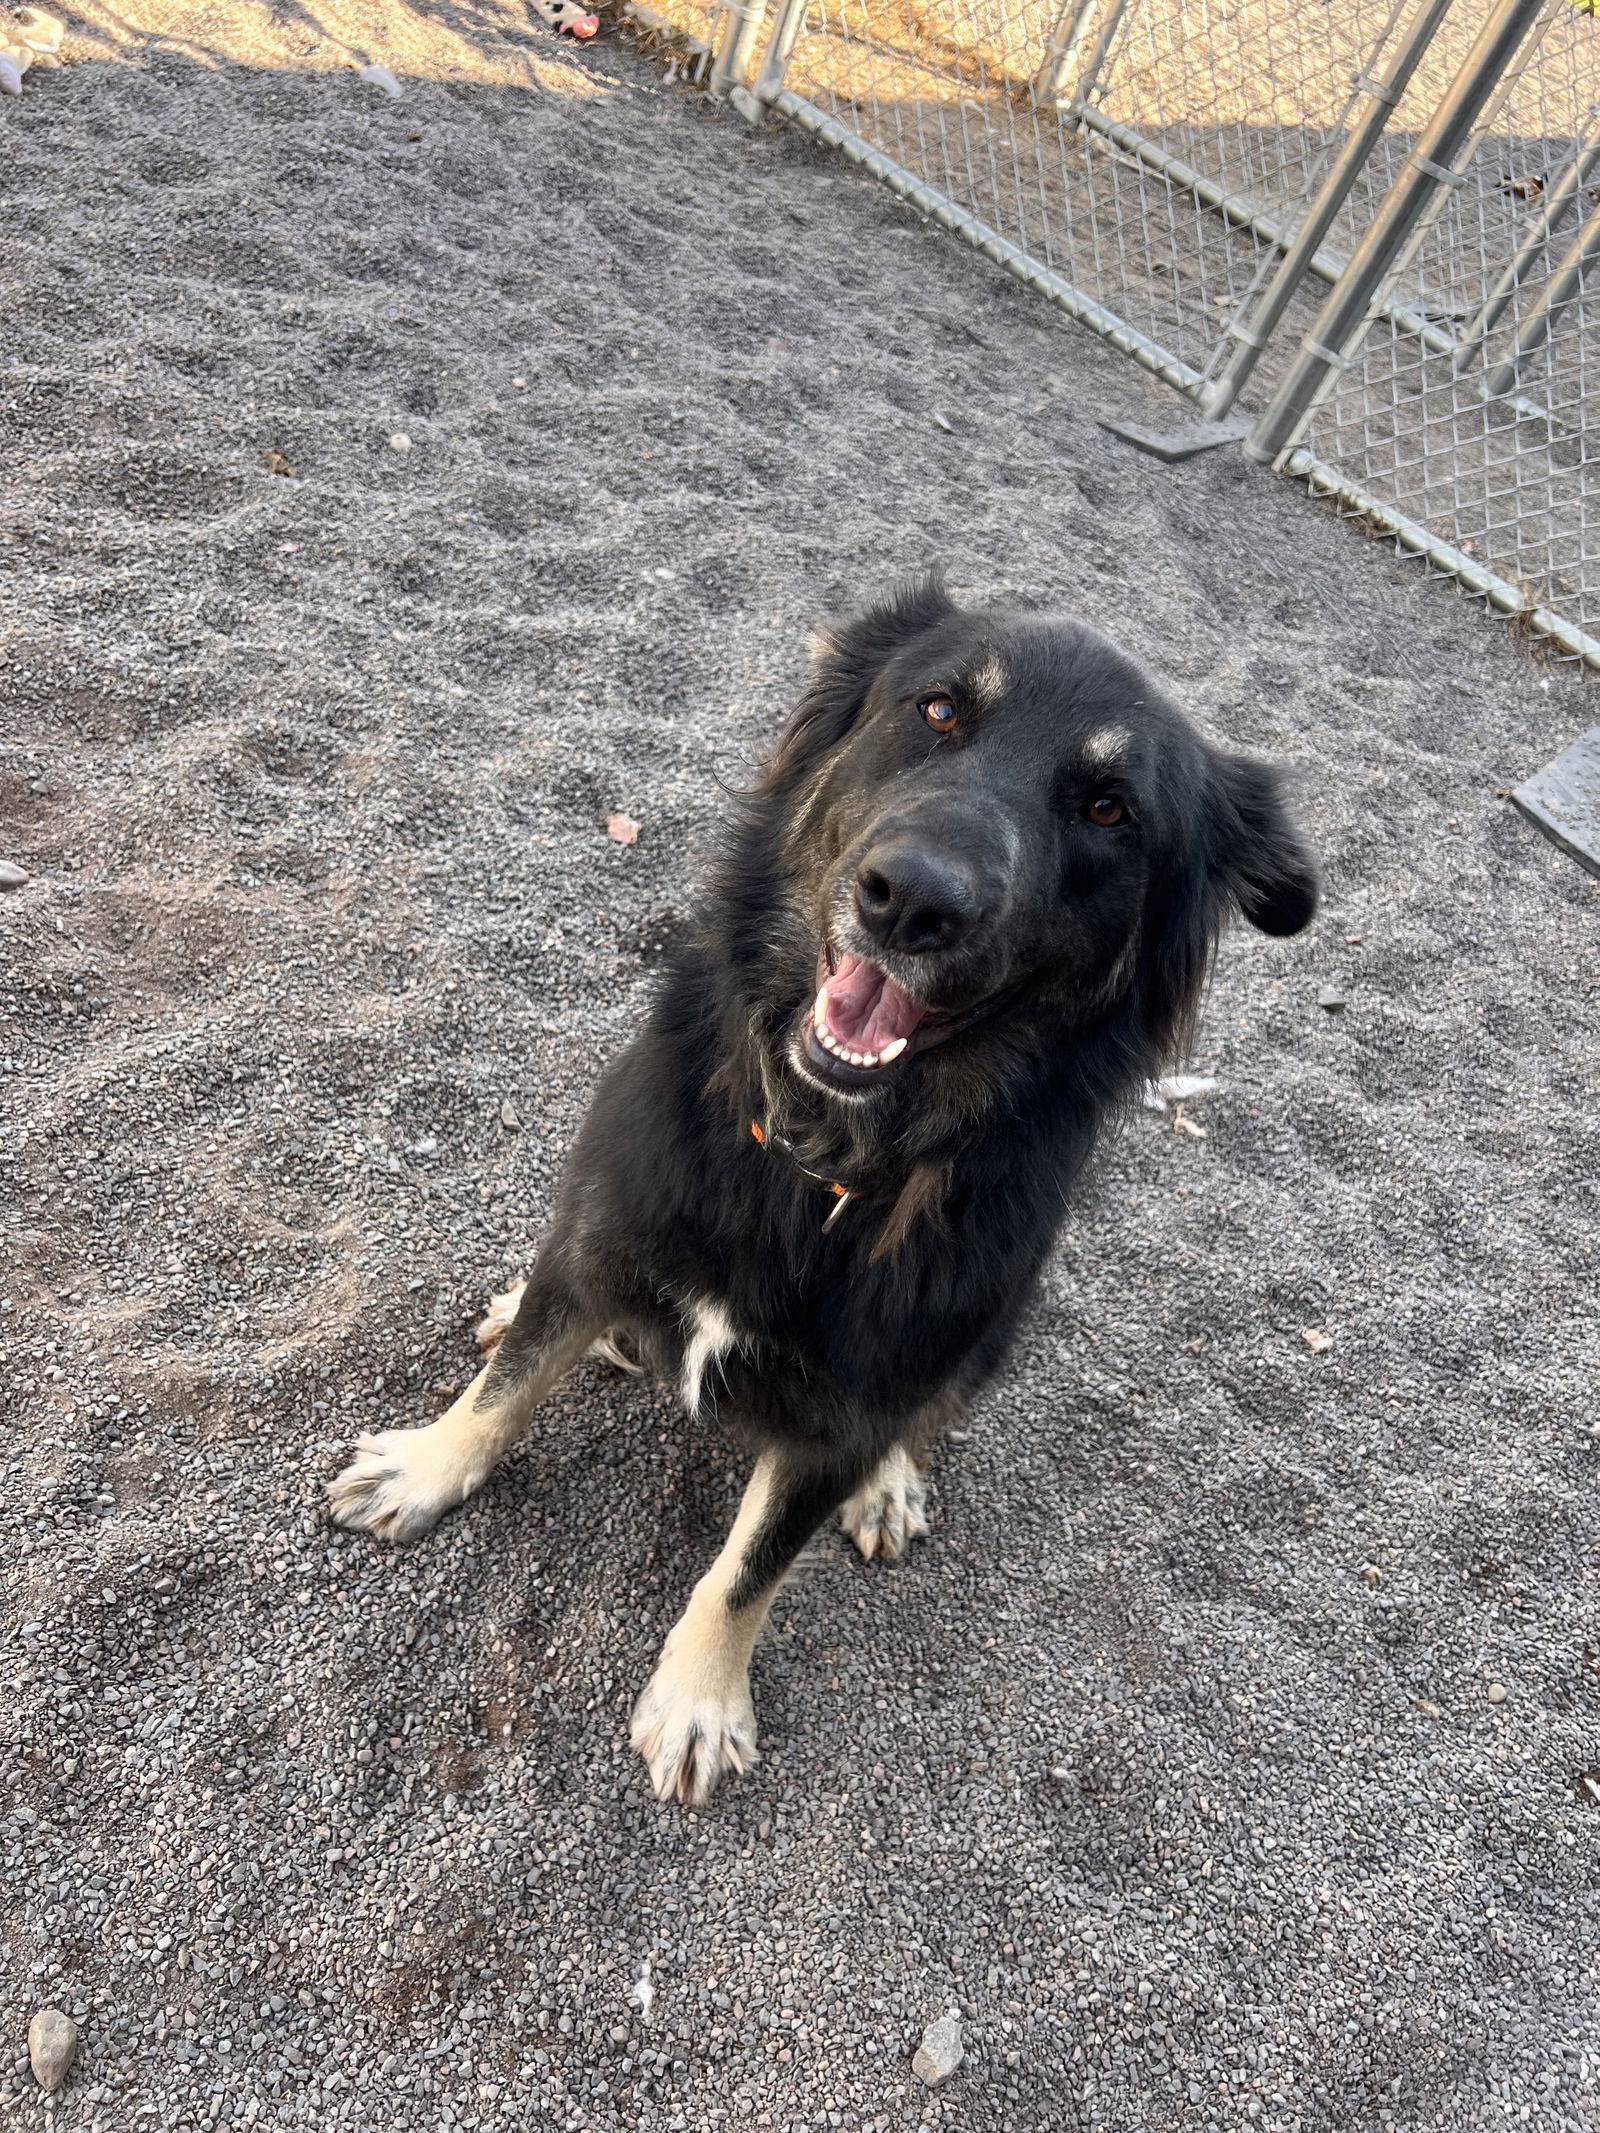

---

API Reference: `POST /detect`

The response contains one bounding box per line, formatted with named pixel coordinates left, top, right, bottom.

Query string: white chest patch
left=680, top=1297, right=742, bottom=1417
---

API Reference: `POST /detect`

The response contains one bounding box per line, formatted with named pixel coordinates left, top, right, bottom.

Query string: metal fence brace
left=673, top=0, right=1600, bottom=670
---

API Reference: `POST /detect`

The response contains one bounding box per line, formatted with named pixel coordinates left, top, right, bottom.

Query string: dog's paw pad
left=840, top=1446, right=930, bottom=1564
left=326, top=1428, right=469, bottom=1545
left=630, top=1668, right=757, bottom=1808
left=475, top=1283, right=526, bottom=1352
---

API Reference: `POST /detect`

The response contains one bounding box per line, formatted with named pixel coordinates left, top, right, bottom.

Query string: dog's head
left=749, top=572, right=1317, bottom=1112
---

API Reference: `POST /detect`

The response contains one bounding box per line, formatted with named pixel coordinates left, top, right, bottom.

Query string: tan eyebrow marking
left=1080, top=725, right=1131, bottom=768
left=965, top=656, right=1007, bottom=705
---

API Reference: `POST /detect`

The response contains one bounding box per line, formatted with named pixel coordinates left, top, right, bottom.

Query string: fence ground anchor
left=1098, top=413, right=1254, bottom=463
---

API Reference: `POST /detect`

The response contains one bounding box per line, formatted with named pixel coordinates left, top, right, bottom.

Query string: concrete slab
left=1511, top=724, right=1600, bottom=879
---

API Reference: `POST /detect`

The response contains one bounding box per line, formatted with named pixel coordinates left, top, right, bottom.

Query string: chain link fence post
left=1245, top=0, right=1552, bottom=467
left=708, top=0, right=771, bottom=98
left=1452, top=112, right=1600, bottom=371
left=1032, top=0, right=1128, bottom=111
left=1198, top=0, right=1457, bottom=419
left=1482, top=185, right=1600, bottom=397
left=739, top=0, right=809, bottom=112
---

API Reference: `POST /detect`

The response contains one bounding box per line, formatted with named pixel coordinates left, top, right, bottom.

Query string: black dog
left=329, top=573, right=1317, bottom=1805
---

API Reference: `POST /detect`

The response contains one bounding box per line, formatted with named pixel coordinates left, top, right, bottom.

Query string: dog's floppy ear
left=1208, top=752, right=1319, bottom=936
left=761, top=570, right=955, bottom=792
left=1135, top=746, right=1317, bottom=1063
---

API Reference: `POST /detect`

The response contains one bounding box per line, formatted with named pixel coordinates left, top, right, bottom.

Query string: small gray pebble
left=0, top=860, right=29, bottom=889
left=1318, top=985, right=1346, bottom=1011
left=912, top=2010, right=963, bottom=2087
left=28, top=2009, right=76, bottom=2093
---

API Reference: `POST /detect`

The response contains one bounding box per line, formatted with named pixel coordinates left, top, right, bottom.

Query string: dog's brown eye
left=1087, top=794, right=1126, bottom=827
left=920, top=696, right=957, bottom=734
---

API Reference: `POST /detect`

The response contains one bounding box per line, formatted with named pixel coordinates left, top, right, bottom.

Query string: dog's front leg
left=631, top=1452, right=858, bottom=1808
left=327, top=1270, right=594, bottom=1545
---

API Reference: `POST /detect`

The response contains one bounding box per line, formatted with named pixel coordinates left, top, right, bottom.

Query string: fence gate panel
left=1260, top=1, right=1600, bottom=662
left=679, top=0, right=1600, bottom=666
left=737, top=0, right=1456, bottom=396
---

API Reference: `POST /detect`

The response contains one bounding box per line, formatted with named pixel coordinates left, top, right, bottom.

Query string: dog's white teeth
left=812, top=1014, right=902, bottom=1071
left=814, top=987, right=831, bottom=1029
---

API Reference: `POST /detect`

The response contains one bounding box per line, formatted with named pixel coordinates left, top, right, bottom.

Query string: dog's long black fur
left=338, top=572, right=1317, bottom=1801
left=509, top=574, right=1315, bottom=1476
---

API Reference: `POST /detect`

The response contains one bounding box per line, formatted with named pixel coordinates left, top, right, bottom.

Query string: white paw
left=475, top=1282, right=526, bottom=1353
left=840, top=1444, right=930, bottom=1563
left=630, top=1646, right=758, bottom=1808
left=327, top=1424, right=487, bottom=1545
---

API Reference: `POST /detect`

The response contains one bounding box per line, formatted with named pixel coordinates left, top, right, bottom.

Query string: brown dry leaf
left=606, top=811, right=640, bottom=846
left=1360, top=1563, right=1382, bottom=1589
left=1173, top=1109, right=1207, bottom=1140
left=1302, top=1327, right=1334, bottom=1354
left=1416, top=1698, right=1443, bottom=1719
left=263, top=448, right=296, bottom=478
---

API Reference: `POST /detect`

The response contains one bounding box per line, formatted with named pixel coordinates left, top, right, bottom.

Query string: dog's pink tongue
left=820, top=954, right=925, bottom=1052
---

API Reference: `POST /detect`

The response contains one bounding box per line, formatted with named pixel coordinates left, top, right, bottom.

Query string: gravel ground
left=4, top=6, right=1600, bottom=2129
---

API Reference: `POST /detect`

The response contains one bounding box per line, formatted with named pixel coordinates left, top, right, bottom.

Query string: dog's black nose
left=854, top=845, right=979, bottom=956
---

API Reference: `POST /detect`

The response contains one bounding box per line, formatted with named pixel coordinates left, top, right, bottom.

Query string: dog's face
left=759, top=576, right=1317, bottom=1105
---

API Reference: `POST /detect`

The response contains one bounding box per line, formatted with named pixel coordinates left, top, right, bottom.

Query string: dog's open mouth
left=800, top=945, right=1012, bottom=1090
left=801, top=949, right=955, bottom=1089
left=810, top=951, right=924, bottom=1069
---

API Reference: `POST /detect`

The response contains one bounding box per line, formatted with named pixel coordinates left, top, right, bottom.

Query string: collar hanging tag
left=751, top=1117, right=855, bottom=1233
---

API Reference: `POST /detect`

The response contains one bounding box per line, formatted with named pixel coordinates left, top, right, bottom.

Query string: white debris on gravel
left=1142, top=1073, right=1222, bottom=1110
left=3, top=15, right=1598, bottom=2133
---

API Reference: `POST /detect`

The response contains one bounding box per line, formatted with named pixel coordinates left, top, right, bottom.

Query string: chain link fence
left=651, top=0, right=1600, bottom=668
left=1283, top=3, right=1600, bottom=654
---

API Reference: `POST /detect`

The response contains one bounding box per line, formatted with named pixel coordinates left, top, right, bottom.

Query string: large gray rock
left=912, top=2010, right=963, bottom=2087
left=28, top=2008, right=76, bottom=2093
